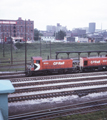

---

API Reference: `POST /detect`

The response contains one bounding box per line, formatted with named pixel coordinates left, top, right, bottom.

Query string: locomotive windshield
left=84, top=61, right=88, bottom=66
left=36, top=60, right=40, bottom=64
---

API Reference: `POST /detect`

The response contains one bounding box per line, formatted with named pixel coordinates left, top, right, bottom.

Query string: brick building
left=0, top=17, right=34, bottom=42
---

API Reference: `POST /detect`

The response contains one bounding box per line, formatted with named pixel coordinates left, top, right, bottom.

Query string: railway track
left=8, top=85, right=107, bottom=102
left=0, top=70, right=107, bottom=80
left=0, top=71, right=25, bottom=79
left=7, top=71, right=107, bottom=119
left=13, top=74, right=107, bottom=87
left=9, top=97, right=107, bottom=120
left=11, top=73, right=107, bottom=93
left=10, top=71, right=107, bottom=82
left=8, top=71, right=107, bottom=102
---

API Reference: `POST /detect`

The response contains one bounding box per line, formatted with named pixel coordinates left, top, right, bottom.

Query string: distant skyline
left=0, top=0, right=107, bottom=31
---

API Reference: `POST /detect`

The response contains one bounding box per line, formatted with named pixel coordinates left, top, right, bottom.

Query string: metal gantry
left=56, top=50, right=107, bottom=60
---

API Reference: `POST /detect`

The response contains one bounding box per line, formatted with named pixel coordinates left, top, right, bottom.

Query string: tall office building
left=89, top=23, right=96, bottom=33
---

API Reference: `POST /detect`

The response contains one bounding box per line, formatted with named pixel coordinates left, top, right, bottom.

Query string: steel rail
left=14, top=79, right=107, bottom=94
left=8, top=86, right=107, bottom=102
left=12, top=75, right=107, bottom=87
left=9, top=71, right=107, bottom=83
left=9, top=98, right=107, bottom=120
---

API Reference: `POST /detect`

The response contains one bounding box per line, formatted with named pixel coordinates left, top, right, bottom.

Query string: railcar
left=80, top=57, right=107, bottom=72
left=26, top=56, right=75, bottom=76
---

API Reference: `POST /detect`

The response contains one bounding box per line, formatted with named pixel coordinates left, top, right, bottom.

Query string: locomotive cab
left=32, top=57, right=42, bottom=71
left=26, top=57, right=42, bottom=76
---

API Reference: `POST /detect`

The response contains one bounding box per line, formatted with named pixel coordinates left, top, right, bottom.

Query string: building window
left=13, top=26, right=16, bottom=29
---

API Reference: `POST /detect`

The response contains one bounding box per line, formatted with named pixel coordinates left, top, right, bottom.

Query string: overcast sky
left=0, top=0, right=107, bottom=31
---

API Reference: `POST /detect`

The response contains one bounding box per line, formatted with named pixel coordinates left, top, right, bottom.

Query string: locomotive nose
left=34, top=63, right=40, bottom=71
left=34, top=64, right=37, bottom=69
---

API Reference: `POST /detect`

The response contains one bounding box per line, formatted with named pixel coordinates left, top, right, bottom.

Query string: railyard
left=1, top=43, right=107, bottom=119
left=0, top=71, right=106, bottom=119
left=1, top=0, right=107, bottom=119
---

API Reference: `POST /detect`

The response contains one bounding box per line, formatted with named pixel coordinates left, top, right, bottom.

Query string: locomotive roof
left=43, top=58, right=73, bottom=61
left=81, top=56, right=107, bottom=59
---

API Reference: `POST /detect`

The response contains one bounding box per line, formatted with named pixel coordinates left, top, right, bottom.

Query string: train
left=25, top=56, right=107, bottom=76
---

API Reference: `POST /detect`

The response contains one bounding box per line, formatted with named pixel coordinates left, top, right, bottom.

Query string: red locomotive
left=26, top=57, right=75, bottom=76
left=26, top=56, right=107, bottom=76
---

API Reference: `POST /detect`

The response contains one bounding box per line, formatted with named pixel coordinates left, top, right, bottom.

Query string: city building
left=0, top=17, right=34, bottom=43
left=46, top=23, right=67, bottom=33
left=56, top=23, right=67, bottom=32
left=88, top=37, right=95, bottom=43
left=89, top=22, right=96, bottom=33
left=66, top=30, right=72, bottom=37
left=72, top=28, right=86, bottom=37
left=46, top=25, right=56, bottom=32
left=40, top=31, right=54, bottom=37
left=64, top=36, right=75, bottom=42
left=75, top=37, right=88, bottom=43
left=41, top=36, right=55, bottom=42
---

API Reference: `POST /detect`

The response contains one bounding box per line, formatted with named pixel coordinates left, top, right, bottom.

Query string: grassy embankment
left=0, top=42, right=107, bottom=71
left=53, top=109, right=107, bottom=120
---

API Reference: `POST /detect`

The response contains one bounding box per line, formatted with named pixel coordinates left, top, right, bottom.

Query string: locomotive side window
left=84, top=61, right=88, bottom=66
left=36, top=60, right=40, bottom=64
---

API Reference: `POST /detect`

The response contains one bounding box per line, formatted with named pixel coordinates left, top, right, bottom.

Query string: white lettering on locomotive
left=90, top=60, right=100, bottom=64
left=44, top=62, right=49, bottom=64
left=53, top=62, right=65, bottom=65
left=103, top=60, right=107, bottom=62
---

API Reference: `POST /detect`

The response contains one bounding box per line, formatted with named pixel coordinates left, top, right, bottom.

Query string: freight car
left=26, top=56, right=107, bottom=76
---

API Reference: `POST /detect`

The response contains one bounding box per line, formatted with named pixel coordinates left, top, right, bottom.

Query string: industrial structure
left=0, top=17, right=34, bottom=43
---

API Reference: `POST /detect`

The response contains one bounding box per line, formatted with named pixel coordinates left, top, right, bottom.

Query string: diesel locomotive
left=25, top=56, right=107, bottom=76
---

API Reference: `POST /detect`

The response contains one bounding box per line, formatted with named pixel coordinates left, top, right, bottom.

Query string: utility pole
left=50, top=41, right=51, bottom=59
left=40, top=36, right=41, bottom=56
left=25, top=20, right=27, bottom=71
left=10, top=24, right=13, bottom=65
left=3, top=32, right=5, bottom=57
